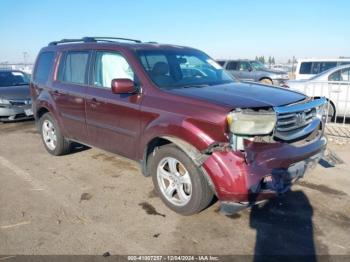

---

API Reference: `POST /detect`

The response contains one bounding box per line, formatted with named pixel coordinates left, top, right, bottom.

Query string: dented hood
left=167, top=82, right=306, bottom=108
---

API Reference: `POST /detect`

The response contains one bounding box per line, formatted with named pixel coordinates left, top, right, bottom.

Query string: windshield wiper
left=180, top=84, right=210, bottom=89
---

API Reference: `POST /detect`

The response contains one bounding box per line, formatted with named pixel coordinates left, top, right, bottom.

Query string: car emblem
left=295, top=112, right=306, bottom=126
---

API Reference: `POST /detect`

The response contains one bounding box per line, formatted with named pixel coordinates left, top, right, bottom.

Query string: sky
left=0, top=0, right=348, bottom=63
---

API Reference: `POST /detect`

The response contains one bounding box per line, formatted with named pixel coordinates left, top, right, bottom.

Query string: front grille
left=274, top=98, right=327, bottom=141
left=9, top=99, right=31, bottom=106
left=276, top=108, right=316, bottom=132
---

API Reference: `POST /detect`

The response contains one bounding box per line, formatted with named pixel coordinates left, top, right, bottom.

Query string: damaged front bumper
left=201, top=135, right=327, bottom=212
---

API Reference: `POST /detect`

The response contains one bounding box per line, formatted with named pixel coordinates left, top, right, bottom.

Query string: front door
left=85, top=51, right=142, bottom=159
left=237, top=61, right=254, bottom=81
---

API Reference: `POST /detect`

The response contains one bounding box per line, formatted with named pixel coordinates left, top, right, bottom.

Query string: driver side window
left=238, top=62, right=251, bottom=71
left=93, top=51, right=134, bottom=89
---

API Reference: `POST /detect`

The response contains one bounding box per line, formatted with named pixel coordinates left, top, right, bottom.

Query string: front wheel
left=39, top=112, right=71, bottom=156
left=259, top=78, right=273, bottom=85
left=326, top=101, right=336, bottom=123
left=150, top=144, right=213, bottom=215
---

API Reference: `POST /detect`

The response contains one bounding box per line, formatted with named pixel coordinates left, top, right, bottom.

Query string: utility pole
left=23, top=52, right=28, bottom=67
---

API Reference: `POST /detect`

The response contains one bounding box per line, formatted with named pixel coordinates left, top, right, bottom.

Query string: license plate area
left=24, top=108, right=33, bottom=116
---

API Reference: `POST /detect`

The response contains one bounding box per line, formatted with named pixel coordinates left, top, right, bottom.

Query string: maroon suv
left=31, top=37, right=327, bottom=215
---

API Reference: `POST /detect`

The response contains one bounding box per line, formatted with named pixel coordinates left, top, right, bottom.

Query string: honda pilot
left=31, top=37, right=327, bottom=215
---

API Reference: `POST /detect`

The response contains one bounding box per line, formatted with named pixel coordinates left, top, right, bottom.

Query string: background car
left=284, top=64, right=350, bottom=121
left=217, top=59, right=289, bottom=85
left=294, top=58, right=350, bottom=80
left=0, top=69, right=33, bottom=122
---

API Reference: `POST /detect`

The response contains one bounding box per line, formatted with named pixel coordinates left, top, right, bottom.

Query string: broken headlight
left=227, top=109, right=277, bottom=136
left=316, top=103, right=327, bottom=119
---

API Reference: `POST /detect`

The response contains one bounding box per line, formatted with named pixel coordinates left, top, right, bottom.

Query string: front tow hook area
left=219, top=151, right=324, bottom=215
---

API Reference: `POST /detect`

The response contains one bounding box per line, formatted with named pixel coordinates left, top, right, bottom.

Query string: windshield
left=0, top=71, right=30, bottom=87
left=137, top=50, right=236, bottom=89
left=250, top=61, right=267, bottom=70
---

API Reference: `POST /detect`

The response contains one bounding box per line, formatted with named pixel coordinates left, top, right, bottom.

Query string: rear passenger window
left=58, top=51, right=89, bottom=84
left=34, top=52, right=55, bottom=83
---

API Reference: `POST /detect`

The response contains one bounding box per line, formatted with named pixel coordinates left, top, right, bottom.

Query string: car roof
left=0, top=69, right=25, bottom=73
left=42, top=37, right=200, bottom=53
left=297, top=58, right=350, bottom=62
left=216, top=59, right=253, bottom=62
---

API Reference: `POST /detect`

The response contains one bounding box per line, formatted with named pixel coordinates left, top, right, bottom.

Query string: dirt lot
left=0, top=120, right=350, bottom=256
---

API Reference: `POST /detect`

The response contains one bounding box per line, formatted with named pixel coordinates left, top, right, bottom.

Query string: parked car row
left=217, top=59, right=289, bottom=86
left=215, top=58, right=350, bottom=121
left=27, top=37, right=328, bottom=216
left=284, top=64, right=350, bottom=121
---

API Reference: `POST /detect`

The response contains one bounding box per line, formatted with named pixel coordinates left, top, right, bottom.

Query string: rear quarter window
left=34, top=52, right=55, bottom=83
left=216, top=61, right=226, bottom=66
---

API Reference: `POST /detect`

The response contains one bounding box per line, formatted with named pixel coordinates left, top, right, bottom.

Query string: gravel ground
left=0, top=120, right=349, bottom=256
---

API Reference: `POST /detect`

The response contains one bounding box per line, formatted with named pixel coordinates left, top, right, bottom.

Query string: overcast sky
left=0, top=0, right=348, bottom=63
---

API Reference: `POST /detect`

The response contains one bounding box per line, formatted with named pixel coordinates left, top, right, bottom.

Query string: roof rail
left=48, top=36, right=142, bottom=46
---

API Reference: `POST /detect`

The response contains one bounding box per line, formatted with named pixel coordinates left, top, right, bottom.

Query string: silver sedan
left=0, top=70, right=33, bottom=122
left=284, top=64, right=350, bottom=121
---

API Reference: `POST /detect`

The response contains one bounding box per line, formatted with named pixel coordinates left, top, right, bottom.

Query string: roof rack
left=48, top=36, right=142, bottom=46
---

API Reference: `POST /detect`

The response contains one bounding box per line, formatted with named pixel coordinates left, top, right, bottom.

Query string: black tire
left=259, top=78, right=273, bottom=85
left=149, top=144, right=213, bottom=215
left=39, top=112, right=71, bottom=156
left=327, top=101, right=336, bottom=123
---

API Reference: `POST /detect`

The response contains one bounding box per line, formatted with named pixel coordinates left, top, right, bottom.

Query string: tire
left=326, top=101, right=336, bottom=123
left=39, top=112, right=71, bottom=156
left=259, top=78, right=273, bottom=85
left=149, top=144, right=213, bottom=215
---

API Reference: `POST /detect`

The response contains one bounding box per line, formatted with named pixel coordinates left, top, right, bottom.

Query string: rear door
left=52, top=51, right=90, bottom=142
left=85, top=50, right=142, bottom=159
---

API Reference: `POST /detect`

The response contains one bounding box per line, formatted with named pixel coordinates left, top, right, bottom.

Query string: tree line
left=255, top=56, right=275, bottom=65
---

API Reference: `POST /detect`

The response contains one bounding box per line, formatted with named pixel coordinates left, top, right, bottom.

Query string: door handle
left=52, top=90, right=62, bottom=99
left=90, top=97, right=101, bottom=108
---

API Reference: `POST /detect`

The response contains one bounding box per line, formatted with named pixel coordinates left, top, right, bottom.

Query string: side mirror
left=248, top=67, right=253, bottom=72
left=111, top=79, right=136, bottom=94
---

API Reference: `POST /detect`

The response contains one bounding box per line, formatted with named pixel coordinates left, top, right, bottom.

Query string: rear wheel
left=149, top=144, right=213, bottom=215
left=39, top=112, right=70, bottom=156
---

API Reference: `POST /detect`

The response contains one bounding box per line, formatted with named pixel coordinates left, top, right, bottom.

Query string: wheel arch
left=141, top=135, right=217, bottom=195
left=259, top=76, right=273, bottom=83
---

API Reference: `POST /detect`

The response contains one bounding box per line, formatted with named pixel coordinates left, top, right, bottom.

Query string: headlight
left=316, top=103, right=327, bottom=119
left=227, top=110, right=277, bottom=136
left=0, top=97, right=11, bottom=105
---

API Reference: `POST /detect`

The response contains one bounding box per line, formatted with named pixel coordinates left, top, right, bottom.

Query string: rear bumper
left=202, top=136, right=327, bottom=203
left=0, top=105, right=33, bottom=121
